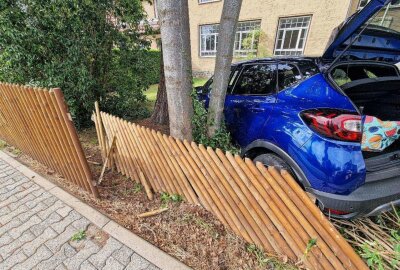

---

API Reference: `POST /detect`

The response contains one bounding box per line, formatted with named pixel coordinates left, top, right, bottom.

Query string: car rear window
left=331, top=64, right=399, bottom=86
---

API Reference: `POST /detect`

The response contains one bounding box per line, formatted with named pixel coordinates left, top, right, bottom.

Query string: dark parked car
left=199, top=0, right=400, bottom=218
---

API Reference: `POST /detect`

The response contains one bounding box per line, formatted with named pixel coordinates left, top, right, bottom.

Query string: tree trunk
left=207, top=0, right=243, bottom=137
left=157, top=0, right=193, bottom=141
left=150, top=47, right=169, bottom=125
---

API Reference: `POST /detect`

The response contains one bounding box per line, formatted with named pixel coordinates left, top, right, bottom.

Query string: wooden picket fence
left=0, top=83, right=99, bottom=197
left=94, top=109, right=368, bottom=270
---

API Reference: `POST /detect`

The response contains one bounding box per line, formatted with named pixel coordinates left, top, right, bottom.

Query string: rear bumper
left=310, top=174, right=400, bottom=219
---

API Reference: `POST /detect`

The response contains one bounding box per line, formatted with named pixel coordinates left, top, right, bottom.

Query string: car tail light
left=324, top=208, right=352, bottom=216
left=301, top=109, right=362, bottom=142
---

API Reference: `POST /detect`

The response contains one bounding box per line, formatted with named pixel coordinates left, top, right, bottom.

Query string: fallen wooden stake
left=98, top=135, right=116, bottom=185
left=88, top=160, right=101, bottom=166
left=137, top=208, right=168, bottom=218
left=139, top=171, right=153, bottom=200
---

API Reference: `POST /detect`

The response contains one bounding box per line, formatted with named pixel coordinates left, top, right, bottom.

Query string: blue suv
left=199, top=0, right=400, bottom=218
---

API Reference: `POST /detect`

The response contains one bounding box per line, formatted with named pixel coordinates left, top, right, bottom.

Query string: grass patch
left=71, top=230, right=86, bottom=242
left=333, top=207, right=400, bottom=269
left=144, top=77, right=210, bottom=113
left=0, top=140, right=6, bottom=150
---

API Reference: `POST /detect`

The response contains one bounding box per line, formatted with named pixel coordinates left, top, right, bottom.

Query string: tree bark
left=150, top=47, right=169, bottom=125
left=207, top=0, right=243, bottom=137
left=157, top=0, right=193, bottom=141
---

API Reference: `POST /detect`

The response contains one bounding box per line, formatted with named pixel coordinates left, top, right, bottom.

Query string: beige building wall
left=189, top=0, right=358, bottom=76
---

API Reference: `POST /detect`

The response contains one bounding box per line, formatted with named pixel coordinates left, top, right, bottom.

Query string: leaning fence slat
left=261, top=164, right=347, bottom=269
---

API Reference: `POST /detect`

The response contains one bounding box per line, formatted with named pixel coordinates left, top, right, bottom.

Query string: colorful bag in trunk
left=362, top=116, right=400, bottom=152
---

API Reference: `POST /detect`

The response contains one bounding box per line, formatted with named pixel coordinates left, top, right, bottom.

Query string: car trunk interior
left=331, top=64, right=400, bottom=173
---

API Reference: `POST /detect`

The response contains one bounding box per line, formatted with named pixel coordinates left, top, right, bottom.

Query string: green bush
left=141, top=50, right=161, bottom=85
left=191, top=91, right=239, bottom=154
left=0, top=0, right=153, bottom=128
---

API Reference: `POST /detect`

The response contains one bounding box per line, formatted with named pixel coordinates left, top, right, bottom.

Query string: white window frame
left=358, top=0, right=400, bottom=10
left=199, top=24, right=219, bottom=57
left=198, top=0, right=220, bottom=4
left=358, top=0, right=370, bottom=10
left=234, top=21, right=261, bottom=57
left=274, top=16, right=312, bottom=56
left=199, top=20, right=261, bottom=57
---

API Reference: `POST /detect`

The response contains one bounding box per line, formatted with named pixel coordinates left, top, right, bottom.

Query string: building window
left=358, top=0, right=370, bottom=10
left=200, top=24, right=220, bottom=57
left=234, top=21, right=261, bottom=57
left=274, top=16, right=311, bottom=56
left=358, top=0, right=400, bottom=10
left=199, top=20, right=261, bottom=57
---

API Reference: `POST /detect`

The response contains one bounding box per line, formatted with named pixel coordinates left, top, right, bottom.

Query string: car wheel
left=253, top=153, right=292, bottom=172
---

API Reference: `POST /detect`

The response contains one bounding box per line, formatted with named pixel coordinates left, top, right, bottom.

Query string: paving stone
left=56, top=205, right=72, bottom=218
left=37, top=200, right=64, bottom=220
left=32, top=188, right=48, bottom=198
left=0, top=230, right=35, bottom=259
left=103, top=256, right=124, bottom=270
left=71, top=217, right=91, bottom=231
left=31, top=212, right=63, bottom=237
left=146, top=265, right=161, bottom=270
left=45, top=225, right=77, bottom=253
left=8, top=193, right=36, bottom=211
left=15, top=184, right=40, bottom=199
left=0, top=250, right=27, bottom=270
left=9, top=214, right=41, bottom=239
left=63, top=240, right=100, bottom=270
left=51, top=210, right=81, bottom=234
left=0, top=233, right=13, bottom=246
left=112, top=245, right=134, bottom=265
left=34, top=243, right=76, bottom=270
left=79, top=260, right=97, bottom=270
left=22, top=227, right=58, bottom=257
left=43, top=196, right=58, bottom=207
left=0, top=205, right=10, bottom=217
left=54, top=263, right=67, bottom=270
left=18, top=202, right=48, bottom=222
left=13, top=245, right=53, bottom=270
left=88, top=237, right=122, bottom=269
left=26, top=192, right=52, bottom=209
left=0, top=187, right=37, bottom=208
left=0, top=204, right=29, bottom=224
left=0, top=218, right=22, bottom=237
left=125, top=253, right=150, bottom=270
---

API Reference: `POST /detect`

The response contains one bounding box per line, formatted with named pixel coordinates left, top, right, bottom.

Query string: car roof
left=231, top=57, right=318, bottom=67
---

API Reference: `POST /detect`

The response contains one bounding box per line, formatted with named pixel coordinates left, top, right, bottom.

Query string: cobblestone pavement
left=0, top=157, right=160, bottom=270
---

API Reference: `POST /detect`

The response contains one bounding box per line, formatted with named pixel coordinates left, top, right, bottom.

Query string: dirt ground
left=7, top=127, right=297, bottom=270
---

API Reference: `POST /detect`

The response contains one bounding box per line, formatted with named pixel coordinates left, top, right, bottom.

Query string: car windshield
left=362, top=1, right=400, bottom=34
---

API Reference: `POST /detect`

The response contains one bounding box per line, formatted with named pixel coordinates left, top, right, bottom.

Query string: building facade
left=143, top=0, right=373, bottom=76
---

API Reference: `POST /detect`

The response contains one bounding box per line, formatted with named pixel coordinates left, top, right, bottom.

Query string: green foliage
left=304, top=238, right=317, bottom=257
left=71, top=230, right=86, bottom=242
left=140, top=50, right=161, bottom=85
left=191, top=91, right=240, bottom=154
left=360, top=243, right=386, bottom=270
left=0, top=140, right=6, bottom=150
left=160, top=192, right=183, bottom=207
left=246, top=244, right=296, bottom=269
left=0, top=0, right=152, bottom=128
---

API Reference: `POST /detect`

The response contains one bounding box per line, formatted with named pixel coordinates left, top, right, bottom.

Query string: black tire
left=253, top=153, right=292, bottom=172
